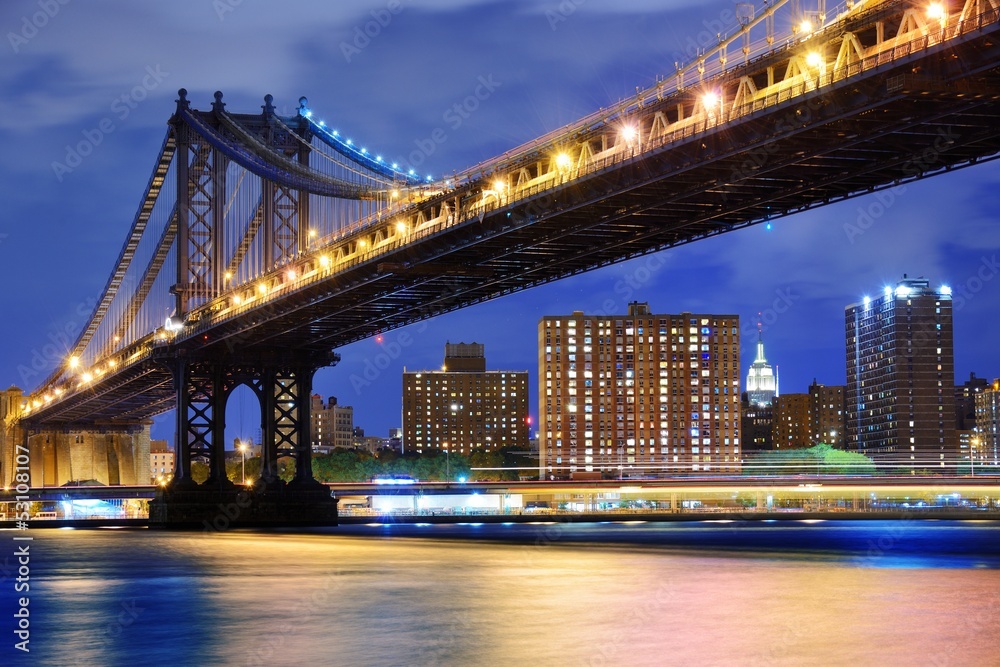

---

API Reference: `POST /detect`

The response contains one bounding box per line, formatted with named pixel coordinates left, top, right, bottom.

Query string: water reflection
left=5, top=521, right=1000, bottom=666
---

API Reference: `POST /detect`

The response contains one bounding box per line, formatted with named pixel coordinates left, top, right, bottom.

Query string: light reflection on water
left=5, top=521, right=1000, bottom=666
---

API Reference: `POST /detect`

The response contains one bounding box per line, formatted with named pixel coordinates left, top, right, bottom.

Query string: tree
left=191, top=461, right=209, bottom=483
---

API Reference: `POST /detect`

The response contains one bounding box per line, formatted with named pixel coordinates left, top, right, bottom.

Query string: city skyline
left=2, top=1, right=999, bottom=442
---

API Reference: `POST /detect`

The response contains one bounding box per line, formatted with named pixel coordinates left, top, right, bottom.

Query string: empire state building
left=746, top=330, right=777, bottom=407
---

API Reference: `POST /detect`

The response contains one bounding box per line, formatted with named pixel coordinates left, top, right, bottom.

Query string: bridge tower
left=151, top=91, right=338, bottom=526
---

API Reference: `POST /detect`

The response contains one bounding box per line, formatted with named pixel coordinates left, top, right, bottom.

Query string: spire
left=746, top=314, right=776, bottom=407
left=754, top=313, right=767, bottom=363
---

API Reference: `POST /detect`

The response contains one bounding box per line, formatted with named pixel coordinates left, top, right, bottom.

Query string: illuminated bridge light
left=286, top=269, right=297, bottom=281
left=319, top=255, right=331, bottom=268
left=702, top=91, right=720, bottom=110
left=68, top=356, right=80, bottom=370
left=620, top=124, right=638, bottom=142
left=395, top=221, right=407, bottom=233
left=799, top=19, right=813, bottom=33
left=927, top=2, right=947, bottom=21
left=806, top=51, right=824, bottom=68
left=555, top=153, right=572, bottom=169
left=257, top=283, right=268, bottom=295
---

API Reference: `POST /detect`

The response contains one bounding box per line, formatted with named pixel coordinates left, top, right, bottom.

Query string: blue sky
left=2, top=0, right=999, bottom=442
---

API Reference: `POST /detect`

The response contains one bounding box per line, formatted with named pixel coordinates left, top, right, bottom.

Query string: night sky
left=2, top=0, right=999, bottom=444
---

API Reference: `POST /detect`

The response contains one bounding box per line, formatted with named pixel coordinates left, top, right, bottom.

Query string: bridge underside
left=25, top=19, right=1000, bottom=427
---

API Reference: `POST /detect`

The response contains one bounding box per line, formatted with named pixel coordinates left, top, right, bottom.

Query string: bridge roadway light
left=319, top=255, right=331, bottom=269
left=68, top=356, right=80, bottom=370
left=395, top=221, right=407, bottom=234
left=927, top=2, right=947, bottom=24
left=620, top=124, right=638, bottom=144
left=555, top=153, right=572, bottom=170
left=806, top=51, right=824, bottom=69
left=701, top=91, right=722, bottom=121
left=798, top=19, right=813, bottom=33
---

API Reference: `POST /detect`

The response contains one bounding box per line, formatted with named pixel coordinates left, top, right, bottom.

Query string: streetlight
left=237, top=440, right=248, bottom=485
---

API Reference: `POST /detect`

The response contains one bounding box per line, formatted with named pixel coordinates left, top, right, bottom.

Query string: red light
left=203, top=335, right=208, bottom=340
left=526, top=416, right=533, bottom=425
left=376, top=335, right=383, bottom=344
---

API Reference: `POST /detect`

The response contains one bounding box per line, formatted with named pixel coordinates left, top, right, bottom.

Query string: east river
left=3, top=520, right=1000, bottom=666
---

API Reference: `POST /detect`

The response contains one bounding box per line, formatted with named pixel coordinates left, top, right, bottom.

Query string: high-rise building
left=402, top=343, right=529, bottom=455
left=539, top=302, right=740, bottom=479
left=955, top=372, right=989, bottom=431
left=310, top=394, right=354, bottom=452
left=974, top=379, right=1000, bottom=467
left=773, top=393, right=811, bottom=449
left=740, top=396, right=774, bottom=453
left=809, top=380, right=846, bottom=447
left=845, top=276, right=956, bottom=471
left=746, top=329, right=777, bottom=407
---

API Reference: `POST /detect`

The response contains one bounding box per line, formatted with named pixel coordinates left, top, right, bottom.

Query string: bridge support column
left=152, top=348, right=339, bottom=527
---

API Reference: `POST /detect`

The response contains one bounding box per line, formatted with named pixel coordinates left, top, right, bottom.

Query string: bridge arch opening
left=224, top=382, right=263, bottom=486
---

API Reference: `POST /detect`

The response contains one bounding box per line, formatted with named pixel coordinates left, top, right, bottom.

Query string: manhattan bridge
left=7, top=0, right=1000, bottom=522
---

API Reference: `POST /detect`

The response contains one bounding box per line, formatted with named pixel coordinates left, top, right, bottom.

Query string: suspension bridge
left=7, top=0, right=1000, bottom=523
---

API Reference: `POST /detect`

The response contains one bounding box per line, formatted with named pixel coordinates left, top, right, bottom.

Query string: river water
left=3, top=520, right=1000, bottom=666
